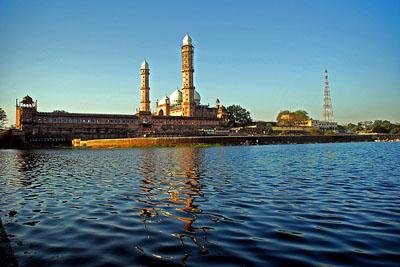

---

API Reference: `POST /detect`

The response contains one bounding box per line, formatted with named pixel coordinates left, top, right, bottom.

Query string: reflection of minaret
left=133, top=147, right=208, bottom=259
left=181, top=34, right=195, bottom=117
left=169, top=148, right=208, bottom=256
left=172, top=148, right=204, bottom=232
left=135, top=149, right=159, bottom=222
left=140, top=60, right=150, bottom=113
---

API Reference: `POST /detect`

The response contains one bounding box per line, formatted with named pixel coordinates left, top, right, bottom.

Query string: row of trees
left=343, top=120, right=400, bottom=134
left=275, top=109, right=400, bottom=134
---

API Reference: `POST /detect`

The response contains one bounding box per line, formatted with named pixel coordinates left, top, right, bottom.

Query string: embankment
left=0, top=130, right=26, bottom=149
left=0, top=218, right=18, bottom=266
left=72, top=134, right=396, bottom=148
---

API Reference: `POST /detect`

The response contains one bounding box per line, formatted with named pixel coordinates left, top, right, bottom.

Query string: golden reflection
left=134, top=147, right=208, bottom=262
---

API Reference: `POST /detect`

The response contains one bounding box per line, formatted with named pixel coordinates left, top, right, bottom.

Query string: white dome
left=158, top=96, right=169, bottom=105
left=169, top=89, right=182, bottom=105
left=182, top=33, right=192, bottom=45
left=141, top=60, right=149, bottom=69
left=194, top=90, right=201, bottom=105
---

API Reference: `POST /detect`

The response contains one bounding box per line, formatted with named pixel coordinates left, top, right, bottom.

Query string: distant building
left=16, top=95, right=138, bottom=142
left=15, top=34, right=225, bottom=144
left=298, top=119, right=338, bottom=130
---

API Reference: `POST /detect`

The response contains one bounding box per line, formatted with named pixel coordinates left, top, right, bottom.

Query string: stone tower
left=16, top=95, right=37, bottom=131
left=181, top=34, right=195, bottom=117
left=140, top=60, right=150, bottom=113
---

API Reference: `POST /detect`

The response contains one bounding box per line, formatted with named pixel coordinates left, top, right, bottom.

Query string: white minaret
left=181, top=33, right=195, bottom=117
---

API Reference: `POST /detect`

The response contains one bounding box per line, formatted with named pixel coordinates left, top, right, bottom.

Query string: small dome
left=159, top=96, right=170, bottom=105
left=194, top=90, right=201, bottom=105
left=182, top=33, right=192, bottom=46
left=169, top=89, right=182, bottom=105
left=21, top=95, right=33, bottom=104
left=141, top=60, right=149, bottom=69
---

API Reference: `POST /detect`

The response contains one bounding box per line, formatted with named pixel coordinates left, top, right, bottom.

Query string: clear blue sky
left=1, top=0, right=399, bottom=125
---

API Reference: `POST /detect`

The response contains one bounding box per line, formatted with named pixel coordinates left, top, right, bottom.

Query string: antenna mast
left=323, top=69, right=334, bottom=122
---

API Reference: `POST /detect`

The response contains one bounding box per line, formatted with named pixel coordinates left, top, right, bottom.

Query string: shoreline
left=0, top=218, right=18, bottom=267
left=1, top=133, right=399, bottom=149
left=71, top=134, right=399, bottom=149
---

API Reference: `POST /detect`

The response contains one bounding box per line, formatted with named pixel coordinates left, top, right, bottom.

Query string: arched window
left=158, top=110, right=164, bottom=116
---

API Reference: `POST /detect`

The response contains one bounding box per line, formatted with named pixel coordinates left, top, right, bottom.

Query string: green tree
left=224, top=105, right=252, bottom=127
left=358, top=121, right=373, bottom=132
left=344, top=120, right=400, bottom=134
left=292, top=110, right=309, bottom=121
left=390, top=124, right=400, bottom=134
left=276, top=110, right=290, bottom=126
left=372, top=120, right=392, bottom=133
left=0, top=108, right=7, bottom=131
left=344, top=123, right=358, bottom=132
left=276, top=110, right=310, bottom=126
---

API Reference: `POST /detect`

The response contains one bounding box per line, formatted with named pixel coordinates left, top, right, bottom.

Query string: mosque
left=138, top=34, right=224, bottom=119
left=15, top=34, right=225, bottom=144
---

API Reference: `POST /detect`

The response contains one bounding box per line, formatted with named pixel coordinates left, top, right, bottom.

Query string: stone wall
left=73, top=134, right=388, bottom=148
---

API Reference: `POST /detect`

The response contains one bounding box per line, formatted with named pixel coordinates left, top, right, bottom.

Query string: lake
left=1, top=142, right=399, bottom=266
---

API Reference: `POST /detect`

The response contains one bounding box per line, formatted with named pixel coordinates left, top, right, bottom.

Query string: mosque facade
left=15, top=34, right=225, bottom=144
left=139, top=34, right=224, bottom=119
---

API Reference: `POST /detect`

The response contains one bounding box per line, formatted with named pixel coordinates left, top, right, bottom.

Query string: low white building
left=308, top=119, right=338, bottom=130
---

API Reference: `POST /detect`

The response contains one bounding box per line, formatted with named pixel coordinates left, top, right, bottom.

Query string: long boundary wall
left=72, top=134, right=398, bottom=148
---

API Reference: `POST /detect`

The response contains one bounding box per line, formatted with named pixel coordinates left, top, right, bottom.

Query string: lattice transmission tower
left=323, top=69, right=334, bottom=122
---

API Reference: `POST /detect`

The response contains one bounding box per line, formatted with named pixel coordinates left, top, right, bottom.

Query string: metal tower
left=323, top=69, right=334, bottom=122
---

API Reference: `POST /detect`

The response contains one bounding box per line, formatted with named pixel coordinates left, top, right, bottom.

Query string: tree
left=0, top=108, right=7, bottom=131
left=276, top=110, right=290, bottom=125
left=390, top=124, right=400, bottom=134
left=344, top=123, right=358, bottom=132
left=224, top=105, right=252, bottom=127
left=343, top=120, right=400, bottom=134
left=358, top=121, right=373, bottom=132
left=372, top=120, right=392, bottom=133
left=292, top=110, right=309, bottom=121
left=276, top=110, right=310, bottom=126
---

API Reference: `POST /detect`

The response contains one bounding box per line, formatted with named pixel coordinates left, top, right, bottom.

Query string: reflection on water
left=0, top=143, right=400, bottom=266
left=134, top=148, right=208, bottom=264
left=14, top=151, right=42, bottom=187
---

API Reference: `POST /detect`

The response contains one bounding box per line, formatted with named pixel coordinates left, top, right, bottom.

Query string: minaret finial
left=141, top=59, right=149, bottom=70
left=182, top=33, right=192, bottom=45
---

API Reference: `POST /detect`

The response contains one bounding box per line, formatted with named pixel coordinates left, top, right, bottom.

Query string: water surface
left=1, top=142, right=399, bottom=266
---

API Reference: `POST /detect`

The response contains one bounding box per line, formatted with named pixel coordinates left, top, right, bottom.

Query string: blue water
left=1, top=142, right=399, bottom=266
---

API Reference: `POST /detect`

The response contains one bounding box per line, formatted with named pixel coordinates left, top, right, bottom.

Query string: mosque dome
left=159, top=96, right=170, bottom=105
left=182, top=34, right=192, bottom=46
left=141, top=60, right=149, bottom=69
left=169, top=89, right=182, bottom=105
left=194, top=90, right=201, bottom=105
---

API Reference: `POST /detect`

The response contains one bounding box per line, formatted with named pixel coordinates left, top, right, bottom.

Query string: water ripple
left=1, top=142, right=399, bottom=266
